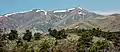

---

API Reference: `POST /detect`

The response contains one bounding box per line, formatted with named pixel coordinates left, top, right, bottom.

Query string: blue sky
left=0, top=0, right=120, bottom=14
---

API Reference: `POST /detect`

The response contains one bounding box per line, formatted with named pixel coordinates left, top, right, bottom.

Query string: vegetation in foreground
left=0, top=28, right=120, bottom=52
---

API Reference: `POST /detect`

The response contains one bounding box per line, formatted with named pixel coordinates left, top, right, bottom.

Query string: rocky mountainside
left=64, top=14, right=120, bottom=32
left=0, top=7, right=119, bottom=32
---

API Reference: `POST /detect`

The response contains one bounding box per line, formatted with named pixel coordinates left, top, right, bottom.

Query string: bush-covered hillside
left=0, top=28, right=120, bottom=52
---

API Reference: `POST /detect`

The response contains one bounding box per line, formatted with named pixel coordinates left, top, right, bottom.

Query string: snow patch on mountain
left=44, top=11, right=47, bottom=15
left=68, top=8, right=75, bottom=11
left=78, top=7, right=83, bottom=10
left=36, top=9, right=47, bottom=15
left=54, top=10, right=67, bottom=13
left=78, top=12, right=82, bottom=14
left=36, top=9, right=45, bottom=12
left=36, top=10, right=41, bottom=12
left=4, top=10, right=33, bottom=17
left=4, top=13, right=15, bottom=17
left=19, top=10, right=33, bottom=13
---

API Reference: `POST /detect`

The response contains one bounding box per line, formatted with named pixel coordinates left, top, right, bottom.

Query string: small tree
left=8, top=30, right=18, bottom=40
left=49, top=29, right=57, bottom=38
left=57, top=29, right=67, bottom=39
left=23, top=30, right=32, bottom=42
left=34, top=33, right=41, bottom=40
left=48, top=29, right=67, bottom=39
left=77, top=31, right=93, bottom=52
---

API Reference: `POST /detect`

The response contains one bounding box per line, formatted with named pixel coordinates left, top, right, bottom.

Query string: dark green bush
left=23, top=30, right=32, bottom=42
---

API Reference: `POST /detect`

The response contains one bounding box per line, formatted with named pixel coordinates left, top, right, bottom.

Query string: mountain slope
left=0, top=7, right=102, bottom=31
left=65, top=14, right=120, bottom=32
left=0, top=7, right=119, bottom=32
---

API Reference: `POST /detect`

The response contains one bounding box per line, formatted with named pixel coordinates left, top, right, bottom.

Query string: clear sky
left=0, top=0, right=120, bottom=14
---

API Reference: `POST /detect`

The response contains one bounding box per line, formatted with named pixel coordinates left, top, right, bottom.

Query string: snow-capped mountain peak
left=0, top=7, right=103, bottom=31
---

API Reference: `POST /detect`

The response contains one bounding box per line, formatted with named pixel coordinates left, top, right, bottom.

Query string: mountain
left=0, top=7, right=119, bottom=32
